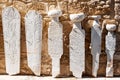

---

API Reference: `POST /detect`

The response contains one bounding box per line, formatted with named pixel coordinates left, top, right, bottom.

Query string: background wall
left=0, top=0, right=120, bottom=77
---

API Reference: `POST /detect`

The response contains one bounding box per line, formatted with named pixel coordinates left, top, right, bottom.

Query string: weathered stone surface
left=48, top=10, right=63, bottom=77
left=2, top=7, right=20, bottom=75
left=105, top=24, right=116, bottom=77
left=25, top=10, right=42, bottom=76
left=69, top=13, right=85, bottom=78
left=90, top=15, right=102, bottom=77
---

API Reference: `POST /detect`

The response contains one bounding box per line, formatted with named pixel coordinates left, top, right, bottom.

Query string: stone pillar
left=69, top=13, right=85, bottom=78
left=105, top=24, right=116, bottom=77
left=2, top=7, right=21, bottom=75
left=48, top=10, right=63, bottom=77
left=25, top=10, right=42, bottom=76
left=90, top=15, right=102, bottom=77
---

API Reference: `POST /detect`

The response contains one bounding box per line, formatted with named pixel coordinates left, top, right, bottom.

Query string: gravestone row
left=1, top=6, right=117, bottom=78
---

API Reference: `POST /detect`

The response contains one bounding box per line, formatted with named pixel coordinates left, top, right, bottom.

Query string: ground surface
left=0, top=75, right=119, bottom=80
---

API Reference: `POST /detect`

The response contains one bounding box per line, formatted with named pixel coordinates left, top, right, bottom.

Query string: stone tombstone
left=105, top=24, right=116, bottom=77
left=69, top=13, right=85, bottom=78
left=2, top=7, right=21, bottom=75
left=48, top=10, right=63, bottom=77
left=90, top=15, right=102, bottom=77
left=25, top=10, right=42, bottom=76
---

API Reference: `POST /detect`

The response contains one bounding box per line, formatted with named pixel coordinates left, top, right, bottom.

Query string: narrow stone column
left=105, top=24, right=116, bottom=77
left=90, top=15, right=102, bottom=77
left=2, top=7, right=21, bottom=75
left=25, top=10, right=42, bottom=76
left=69, top=13, right=85, bottom=78
left=48, top=10, right=63, bottom=77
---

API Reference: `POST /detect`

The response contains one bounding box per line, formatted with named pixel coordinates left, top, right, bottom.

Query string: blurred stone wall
left=0, top=0, right=120, bottom=77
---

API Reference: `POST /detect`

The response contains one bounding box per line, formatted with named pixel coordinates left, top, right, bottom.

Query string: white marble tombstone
left=69, top=13, right=85, bottom=78
left=2, top=7, right=21, bottom=75
left=48, top=10, right=63, bottom=77
left=25, top=10, right=42, bottom=76
left=106, top=24, right=116, bottom=77
left=90, top=15, right=102, bottom=77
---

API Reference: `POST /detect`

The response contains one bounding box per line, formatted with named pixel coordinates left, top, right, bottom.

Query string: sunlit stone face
left=70, top=13, right=85, bottom=22
left=48, top=10, right=62, bottom=17
left=106, top=24, right=116, bottom=31
left=48, top=9, right=63, bottom=77
left=105, top=23, right=116, bottom=77
left=69, top=13, right=85, bottom=78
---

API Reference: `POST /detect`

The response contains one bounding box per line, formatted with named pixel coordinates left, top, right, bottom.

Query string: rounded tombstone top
left=70, top=13, right=85, bottom=22
left=2, top=6, right=20, bottom=20
left=25, top=10, right=42, bottom=20
left=106, top=24, right=116, bottom=31
left=90, top=15, right=101, bottom=20
left=48, top=9, right=62, bottom=17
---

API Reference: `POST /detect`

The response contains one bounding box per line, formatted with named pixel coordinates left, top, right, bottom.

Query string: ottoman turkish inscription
left=25, top=10, right=42, bottom=76
left=48, top=9, right=63, bottom=77
left=2, top=7, right=21, bottom=75
left=69, top=13, right=85, bottom=78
